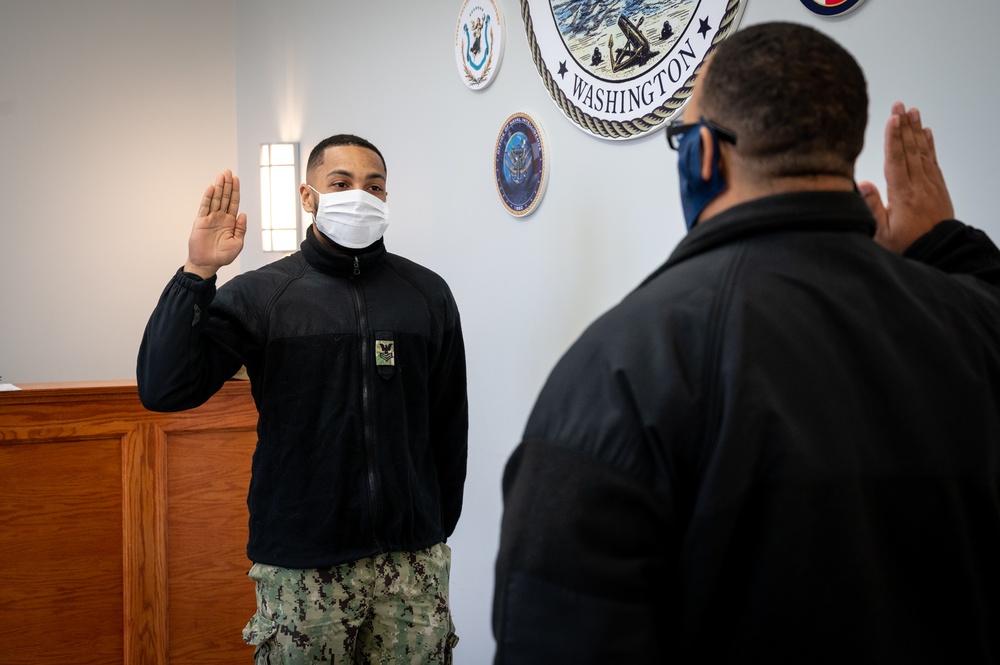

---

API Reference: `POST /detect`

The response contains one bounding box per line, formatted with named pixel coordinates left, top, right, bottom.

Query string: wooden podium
left=0, top=380, right=259, bottom=664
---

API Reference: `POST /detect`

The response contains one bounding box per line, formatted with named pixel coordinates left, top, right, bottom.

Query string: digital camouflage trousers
left=242, top=542, right=457, bottom=664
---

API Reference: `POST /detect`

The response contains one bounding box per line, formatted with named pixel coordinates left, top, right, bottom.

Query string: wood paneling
left=1, top=437, right=124, bottom=663
left=0, top=381, right=258, bottom=664
left=167, top=429, right=256, bottom=663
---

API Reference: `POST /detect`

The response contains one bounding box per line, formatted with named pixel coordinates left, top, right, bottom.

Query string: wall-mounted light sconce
left=260, top=142, right=300, bottom=252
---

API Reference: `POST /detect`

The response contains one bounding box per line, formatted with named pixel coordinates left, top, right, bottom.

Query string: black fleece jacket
left=495, top=192, right=1000, bottom=664
left=138, top=229, right=468, bottom=568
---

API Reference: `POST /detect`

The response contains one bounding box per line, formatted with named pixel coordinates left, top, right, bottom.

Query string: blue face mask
left=677, top=120, right=727, bottom=230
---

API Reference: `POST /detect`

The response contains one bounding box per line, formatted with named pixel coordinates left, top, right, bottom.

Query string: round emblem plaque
left=455, top=0, right=506, bottom=90
left=799, top=0, right=868, bottom=17
left=519, top=0, right=748, bottom=140
left=494, top=113, right=548, bottom=217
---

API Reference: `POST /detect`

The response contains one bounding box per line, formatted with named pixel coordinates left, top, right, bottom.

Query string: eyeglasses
left=666, top=117, right=737, bottom=150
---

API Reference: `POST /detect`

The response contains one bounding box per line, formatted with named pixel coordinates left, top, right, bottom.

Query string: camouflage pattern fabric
left=242, top=543, right=457, bottom=664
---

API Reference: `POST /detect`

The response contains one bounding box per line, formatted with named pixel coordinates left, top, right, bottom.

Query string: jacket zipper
left=350, top=255, right=383, bottom=553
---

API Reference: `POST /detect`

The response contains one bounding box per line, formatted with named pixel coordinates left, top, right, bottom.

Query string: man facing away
left=494, top=22, right=1000, bottom=663
left=138, top=134, right=468, bottom=664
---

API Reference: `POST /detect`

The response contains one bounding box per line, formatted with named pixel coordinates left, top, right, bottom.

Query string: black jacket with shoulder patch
left=138, top=230, right=468, bottom=569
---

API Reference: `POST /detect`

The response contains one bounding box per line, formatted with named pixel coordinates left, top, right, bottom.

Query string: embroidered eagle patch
left=376, top=340, right=395, bottom=366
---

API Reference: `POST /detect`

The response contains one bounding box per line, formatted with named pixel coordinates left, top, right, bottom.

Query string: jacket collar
left=300, top=224, right=388, bottom=277
left=642, top=191, right=877, bottom=286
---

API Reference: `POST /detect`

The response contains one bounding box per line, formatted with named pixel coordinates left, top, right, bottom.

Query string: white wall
left=0, top=0, right=238, bottom=383
left=4, top=0, right=1000, bottom=662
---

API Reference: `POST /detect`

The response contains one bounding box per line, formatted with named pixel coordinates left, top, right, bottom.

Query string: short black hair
left=699, top=22, right=868, bottom=180
left=306, top=134, right=387, bottom=175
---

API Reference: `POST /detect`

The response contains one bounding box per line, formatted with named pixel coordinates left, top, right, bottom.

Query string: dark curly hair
left=699, top=22, right=868, bottom=180
left=307, top=134, right=386, bottom=175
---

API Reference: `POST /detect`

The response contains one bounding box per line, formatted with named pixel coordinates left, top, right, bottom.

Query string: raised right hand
left=858, top=103, right=954, bottom=254
left=184, top=169, right=247, bottom=279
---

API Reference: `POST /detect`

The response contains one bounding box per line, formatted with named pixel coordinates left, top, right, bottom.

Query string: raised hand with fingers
left=858, top=102, right=955, bottom=254
left=185, top=169, right=248, bottom=279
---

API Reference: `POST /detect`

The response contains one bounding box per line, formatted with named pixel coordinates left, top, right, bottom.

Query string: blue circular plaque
left=494, top=112, right=548, bottom=217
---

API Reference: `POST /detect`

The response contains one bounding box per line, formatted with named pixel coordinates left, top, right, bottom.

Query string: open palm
left=186, top=169, right=247, bottom=278
left=859, top=103, right=954, bottom=254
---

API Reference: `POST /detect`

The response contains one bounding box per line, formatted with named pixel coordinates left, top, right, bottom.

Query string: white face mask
left=308, top=186, right=390, bottom=249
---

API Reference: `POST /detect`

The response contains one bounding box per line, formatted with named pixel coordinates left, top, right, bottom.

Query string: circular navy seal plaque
left=494, top=113, right=548, bottom=217
left=799, top=0, right=868, bottom=17
left=520, top=0, right=748, bottom=140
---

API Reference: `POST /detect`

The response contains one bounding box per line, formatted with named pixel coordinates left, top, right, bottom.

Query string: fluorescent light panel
left=260, top=143, right=300, bottom=252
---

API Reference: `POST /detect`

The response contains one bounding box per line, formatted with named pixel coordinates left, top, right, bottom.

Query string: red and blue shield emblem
left=800, top=0, right=867, bottom=16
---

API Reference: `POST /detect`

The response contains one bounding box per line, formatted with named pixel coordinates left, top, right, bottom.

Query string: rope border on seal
left=520, top=0, right=742, bottom=140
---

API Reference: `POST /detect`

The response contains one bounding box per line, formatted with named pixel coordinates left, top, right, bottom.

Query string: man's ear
left=698, top=125, right=715, bottom=182
left=300, top=183, right=315, bottom=214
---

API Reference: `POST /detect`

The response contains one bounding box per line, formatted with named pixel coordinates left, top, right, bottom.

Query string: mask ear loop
left=700, top=120, right=723, bottom=183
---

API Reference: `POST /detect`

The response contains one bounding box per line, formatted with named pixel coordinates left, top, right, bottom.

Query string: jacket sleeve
left=493, top=323, right=679, bottom=664
left=136, top=268, right=245, bottom=412
left=903, top=220, right=1000, bottom=287
left=429, top=286, right=469, bottom=537
left=493, top=438, right=674, bottom=665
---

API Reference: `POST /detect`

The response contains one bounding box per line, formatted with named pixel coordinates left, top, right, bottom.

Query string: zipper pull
left=353, top=256, right=360, bottom=276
